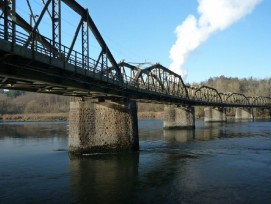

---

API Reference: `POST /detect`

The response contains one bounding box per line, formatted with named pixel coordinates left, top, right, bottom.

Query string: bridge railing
left=0, top=18, right=112, bottom=77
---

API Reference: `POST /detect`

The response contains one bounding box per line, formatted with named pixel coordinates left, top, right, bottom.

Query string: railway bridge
left=0, top=0, right=270, bottom=154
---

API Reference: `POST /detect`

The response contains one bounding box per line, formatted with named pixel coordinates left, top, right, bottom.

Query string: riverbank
left=137, top=112, right=164, bottom=120
left=0, top=113, right=68, bottom=122
left=0, top=112, right=164, bottom=122
left=0, top=112, right=268, bottom=122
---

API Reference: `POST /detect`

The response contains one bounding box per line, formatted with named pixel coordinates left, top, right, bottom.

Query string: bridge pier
left=204, top=107, right=227, bottom=122
left=68, top=98, right=139, bottom=155
left=163, top=105, right=195, bottom=129
left=235, top=107, right=254, bottom=121
left=267, top=109, right=271, bottom=119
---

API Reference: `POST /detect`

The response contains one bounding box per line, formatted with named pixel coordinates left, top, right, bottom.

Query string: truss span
left=187, top=85, right=222, bottom=105
left=0, top=0, right=270, bottom=109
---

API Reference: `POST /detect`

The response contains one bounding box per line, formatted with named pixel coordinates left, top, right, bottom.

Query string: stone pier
left=163, top=105, right=195, bottom=129
left=204, top=107, right=227, bottom=122
left=235, top=107, right=254, bottom=121
left=68, top=99, right=139, bottom=154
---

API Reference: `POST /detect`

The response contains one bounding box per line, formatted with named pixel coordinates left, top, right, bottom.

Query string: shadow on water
left=0, top=121, right=67, bottom=139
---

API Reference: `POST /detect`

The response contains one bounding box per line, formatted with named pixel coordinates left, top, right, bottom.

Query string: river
left=0, top=119, right=271, bottom=203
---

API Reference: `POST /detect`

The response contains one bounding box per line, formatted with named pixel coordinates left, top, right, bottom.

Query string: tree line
left=201, top=75, right=271, bottom=96
left=0, top=90, right=69, bottom=114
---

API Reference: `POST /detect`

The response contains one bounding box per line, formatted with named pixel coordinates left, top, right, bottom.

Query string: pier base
left=68, top=99, right=139, bottom=154
left=163, top=105, right=195, bottom=129
left=235, top=107, right=254, bottom=121
left=204, top=107, right=227, bottom=122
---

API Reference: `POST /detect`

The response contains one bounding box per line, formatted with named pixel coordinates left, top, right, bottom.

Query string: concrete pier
left=68, top=99, right=139, bottom=154
left=204, top=107, right=227, bottom=122
left=163, top=105, right=195, bottom=129
left=235, top=107, right=254, bottom=121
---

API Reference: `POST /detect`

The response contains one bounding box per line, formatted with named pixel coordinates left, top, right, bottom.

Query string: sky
left=14, top=0, right=271, bottom=83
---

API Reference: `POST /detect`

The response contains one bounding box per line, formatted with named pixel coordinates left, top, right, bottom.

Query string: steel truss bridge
left=0, top=0, right=270, bottom=109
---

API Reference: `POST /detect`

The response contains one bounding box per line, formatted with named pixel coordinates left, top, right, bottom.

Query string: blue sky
left=14, top=0, right=271, bottom=83
left=77, top=0, right=271, bottom=83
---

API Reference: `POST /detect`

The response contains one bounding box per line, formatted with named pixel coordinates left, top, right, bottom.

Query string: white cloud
left=169, top=0, right=262, bottom=80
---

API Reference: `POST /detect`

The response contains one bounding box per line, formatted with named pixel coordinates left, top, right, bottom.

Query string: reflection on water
left=1, top=120, right=271, bottom=203
left=0, top=121, right=67, bottom=138
left=164, top=129, right=194, bottom=143
left=69, top=153, right=139, bottom=203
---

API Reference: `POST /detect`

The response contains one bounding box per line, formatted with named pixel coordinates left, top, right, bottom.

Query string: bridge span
left=0, top=0, right=271, bottom=154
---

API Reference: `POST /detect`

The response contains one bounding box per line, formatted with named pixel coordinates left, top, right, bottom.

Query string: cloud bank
left=169, top=0, right=262, bottom=79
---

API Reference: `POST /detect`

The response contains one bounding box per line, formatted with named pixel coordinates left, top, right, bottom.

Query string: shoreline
left=0, top=113, right=69, bottom=122
left=0, top=112, right=269, bottom=122
left=0, top=112, right=164, bottom=122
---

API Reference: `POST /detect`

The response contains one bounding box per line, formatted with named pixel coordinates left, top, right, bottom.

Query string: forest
left=0, top=76, right=270, bottom=117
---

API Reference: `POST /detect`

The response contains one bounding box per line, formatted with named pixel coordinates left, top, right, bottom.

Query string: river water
left=0, top=119, right=271, bottom=204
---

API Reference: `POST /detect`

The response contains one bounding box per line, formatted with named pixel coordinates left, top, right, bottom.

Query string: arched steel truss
left=192, top=85, right=222, bottom=104
left=220, top=92, right=250, bottom=106
left=185, top=86, right=271, bottom=107
left=133, top=63, right=188, bottom=98
left=117, top=62, right=189, bottom=99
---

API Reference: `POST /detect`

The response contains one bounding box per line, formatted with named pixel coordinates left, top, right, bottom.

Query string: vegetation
left=201, top=75, right=271, bottom=96
left=0, top=76, right=270, bottom=120
left=0, top=90, right=69, bottom=115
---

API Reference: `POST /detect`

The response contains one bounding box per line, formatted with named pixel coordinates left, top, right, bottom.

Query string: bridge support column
left=68, top=99, right=139, bottom=154
left=163, top=105, right=195, bottom=129
left=235, top=107, right=254, bottom=121
left=204, top=107, right=227, bottom=122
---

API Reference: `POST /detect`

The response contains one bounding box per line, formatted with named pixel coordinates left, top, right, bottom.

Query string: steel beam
left=11, top=0, right=16, bottom=46
left=66, top=17, right=84, bottom=62
left=52, top=0, right=61, bottom=54
left=82, top=20, right=89, bottom=69
left=3, top=0, right=8, bottom=40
